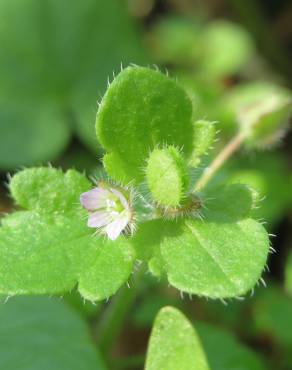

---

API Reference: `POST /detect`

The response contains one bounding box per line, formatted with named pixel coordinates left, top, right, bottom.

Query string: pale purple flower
left=80, top=185, right=132, bottom=240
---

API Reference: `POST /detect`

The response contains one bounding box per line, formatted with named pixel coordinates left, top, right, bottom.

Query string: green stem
left=96, top=266, right=145, bottom=358
left=193, top=131, right=245, bottom=192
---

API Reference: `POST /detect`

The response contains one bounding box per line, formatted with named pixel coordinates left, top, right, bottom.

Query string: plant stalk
left=193, top=131, right=246, bottom=192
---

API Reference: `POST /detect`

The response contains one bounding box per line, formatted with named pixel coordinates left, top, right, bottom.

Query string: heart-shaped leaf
left=96, top=66, right=194, bottom=184
left=0, top=168, right=134, bottom=301
left=133, top=184, right=269, bottom=298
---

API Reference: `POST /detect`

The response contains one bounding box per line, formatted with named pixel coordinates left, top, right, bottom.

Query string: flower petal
left=105, top=215, right=129, bottom=240
left=87, top=211, right=112, bottom=228
left=80, top=188, right=110, bottom=211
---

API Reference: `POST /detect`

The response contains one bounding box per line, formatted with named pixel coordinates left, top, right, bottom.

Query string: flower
left=80, top=184, right=133, bottom=240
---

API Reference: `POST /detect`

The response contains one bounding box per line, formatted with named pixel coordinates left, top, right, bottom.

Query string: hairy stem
left=193, top=131, right=245, bottom=192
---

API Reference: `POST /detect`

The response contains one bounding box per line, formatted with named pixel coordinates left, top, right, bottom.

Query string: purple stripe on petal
left=80, top=188, right=109, bottom=211
left=105, top=216, right=129, bottom=240
left=87, top=211, right=112, bottom=228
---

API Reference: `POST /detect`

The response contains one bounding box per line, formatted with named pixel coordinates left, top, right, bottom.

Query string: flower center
left=106, top=195, right=125, bottom=214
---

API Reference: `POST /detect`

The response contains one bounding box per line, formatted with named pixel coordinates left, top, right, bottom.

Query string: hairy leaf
left=161, top=218, right=269, bottom=298
left=203, top=183, right=255, bottom=222
left=0, top=168, right=134, bottom=301
left=133, top=183, right=269, bottom=298
left=96, top=66, right=194, bottom=183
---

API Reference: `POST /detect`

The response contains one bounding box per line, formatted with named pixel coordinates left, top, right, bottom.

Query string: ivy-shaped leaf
left=145, top=306, right=210, bottom=370
left=133, top=184, right=269, bottom=298
left=0, top=296, right=106, bottom=370
left=96, top=66, right=194, bottom=184
left=0, top=168, right=134, bottom=301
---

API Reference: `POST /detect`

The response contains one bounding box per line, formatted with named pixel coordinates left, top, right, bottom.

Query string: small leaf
left=145, top=306, right=210, bottom=370
left=0, top=296, right=106, bottom=370
left=200, top=21, right=254, bottom=78
left=96, top=66, right=194, bottom=184
left=147, top=16, right=202, bottom=66
left=196, top=322, right=267, bottom=370
left=189, top=120, right=216, bottom=167
left=0, top=168, right=134, bottom=301
left=146, top=146, right=189, bottom=207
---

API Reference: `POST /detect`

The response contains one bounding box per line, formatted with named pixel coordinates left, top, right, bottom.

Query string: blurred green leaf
left=0, top=296, right=106, bottom=370
left=197, top=321, right=266, bottom=370
left=0, top=100, right=71, bottom=169
left=200, top=21, right=254, bottom=79
left=229, top=151, right=290, bottom=225
left=145, top=306, right=210, bottom=370
left=285, top=252, right=292, bottom=296
left=216, top=81, right=291, bottom=139
left=147, top=16, right=202, bottom=66
left=0, top=0, right=146, bottom=168
left=252, top=285, right=292, bottom=350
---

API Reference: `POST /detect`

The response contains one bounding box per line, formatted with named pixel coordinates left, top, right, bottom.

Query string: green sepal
left=189, top=119, right=217, bottom=167
left=146, top=146, right=189, bottom=207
